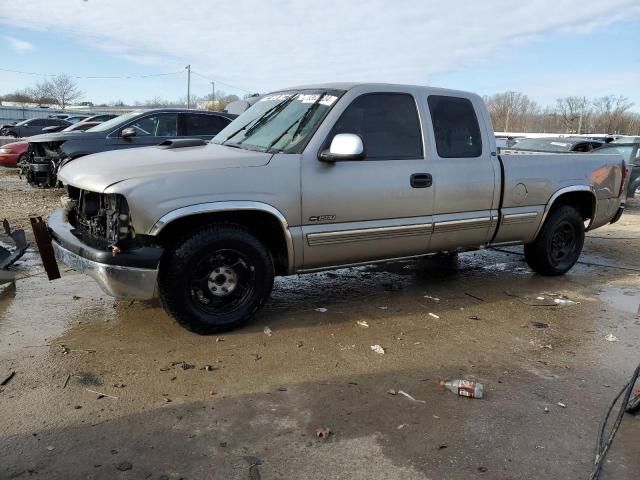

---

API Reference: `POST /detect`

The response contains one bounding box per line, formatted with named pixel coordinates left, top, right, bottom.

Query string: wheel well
left=549, top=191, right=595, bottom=221
left=155, top=210, right=290, bottom=276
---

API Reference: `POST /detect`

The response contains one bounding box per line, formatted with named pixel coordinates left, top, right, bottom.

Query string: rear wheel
left=524, top=205, right=585, bottom=276
left=159, top=224, right=274, bottom=334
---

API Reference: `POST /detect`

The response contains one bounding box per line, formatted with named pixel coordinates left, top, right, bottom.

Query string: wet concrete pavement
left=1, top=199, right=639, bottom=479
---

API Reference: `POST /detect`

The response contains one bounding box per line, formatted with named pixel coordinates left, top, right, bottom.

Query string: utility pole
left=211, top=81, right=215, bottom=110
left=185, top=64, right=191, bottom=109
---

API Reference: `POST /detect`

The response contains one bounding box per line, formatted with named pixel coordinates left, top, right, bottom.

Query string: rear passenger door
left=425, top=95, right=499, bottom=251
left=300, top=91, right=435, bottom=270
left=180, top=113, right=231, bottom=140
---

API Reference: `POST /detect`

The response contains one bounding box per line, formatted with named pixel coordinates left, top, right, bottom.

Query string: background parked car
left=82, top=114, right=119, bottom=123
left=0, top=118, right=72, bottom=138
left=23, top=108, right=236, bottom=187
left=62, top=115, right=91, bottom=124
left=503, top=137, right=603, bottom=154
left=591, top=139, right=640, bottom=198
left=60, top=121, right=101, bottom=132
left=0, top=141, right=28, bottom=167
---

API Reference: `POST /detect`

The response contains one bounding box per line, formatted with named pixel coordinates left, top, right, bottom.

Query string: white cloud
left=0, top=0, right=639, bottom=93
left=4, top=35, right=34, bottom=52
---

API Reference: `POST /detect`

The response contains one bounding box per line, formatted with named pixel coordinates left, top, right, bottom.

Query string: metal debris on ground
left=356, top=320, right=369, bottom=328
left=203, top=365, right=217, bottom=372
left=0, top=219, right=29, bottom=270
left=604, top=334, right=619, bottom=342
left=315, top=307, right=328, bottom=313
left=398, top=390, right=427, bottom=404
left=263, top=326, right=273, bottom=336
left=530, top=321, right=549, bottom=329
left=428, top=312, right=440, bottom=319
left=86, top=388, right=118, bottom=400
left=464, top=292, right=484, bottom=302
left=387, top=389, right=397, bottom=395
left=424, top=295, right=440, bottom=301
left=557, top=402, right=567, bottom=408
left=370, top=344, right=385, bottom=354
left=315, top=426, right=332, bottom=439
left=467, top=315, right=481, bottom=320
left=438, top=378, right=484, bottom=399
left=1, top=370, right=16, bottom=386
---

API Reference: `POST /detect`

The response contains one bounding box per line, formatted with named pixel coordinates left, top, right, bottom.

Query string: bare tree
left=556, top=96, right=590, bottom=134
left=592, top=95, right=634, bottom=133
left=1, top=88, right=35, bottom=103
left=44, top=74, right=82, bottom=109
left=484, top=92, right=537, bottom=132
left=27, top=80, right=56, bottom=106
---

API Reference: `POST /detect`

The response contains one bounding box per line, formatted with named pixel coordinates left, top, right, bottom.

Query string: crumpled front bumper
left=48, top=208, right=162, bottom=299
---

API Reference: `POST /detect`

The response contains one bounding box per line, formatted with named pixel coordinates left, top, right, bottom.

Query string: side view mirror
left=121, top=127, right=136, bottom=138
left=318, top=133, right=364, bottom=162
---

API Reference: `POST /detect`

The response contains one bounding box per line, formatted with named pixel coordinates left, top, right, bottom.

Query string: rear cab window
left=427, top=95, right=482, bottom=158
left=182, top=113, right=229, bottom=136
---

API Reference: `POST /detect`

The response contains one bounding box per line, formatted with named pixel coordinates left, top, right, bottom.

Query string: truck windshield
left=212, top=89, right=344, bottom=153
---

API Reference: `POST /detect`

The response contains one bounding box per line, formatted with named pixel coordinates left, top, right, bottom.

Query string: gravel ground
left=0, top=167, right=62, bottom=233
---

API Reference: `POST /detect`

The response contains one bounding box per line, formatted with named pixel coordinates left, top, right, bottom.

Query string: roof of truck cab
left=281, top=82, right=478, bottom=97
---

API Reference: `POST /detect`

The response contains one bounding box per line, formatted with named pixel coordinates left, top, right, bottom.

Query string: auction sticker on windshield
left=260, top=93, right=295, bottom=102
left=297, top=93, right=338, bottom=106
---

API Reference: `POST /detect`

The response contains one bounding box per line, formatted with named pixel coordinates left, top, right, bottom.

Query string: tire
left=159, top=224, right=274, bottom=334
left=524, top=205, right=585, bottom=276
left=16, top=153, right=27, bottom=169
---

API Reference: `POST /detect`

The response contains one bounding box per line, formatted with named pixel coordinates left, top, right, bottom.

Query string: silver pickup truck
left=46, top=83, right=628, bottom=333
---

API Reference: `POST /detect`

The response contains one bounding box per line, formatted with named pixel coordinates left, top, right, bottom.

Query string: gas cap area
left=511, top=183, right=528, bottom=204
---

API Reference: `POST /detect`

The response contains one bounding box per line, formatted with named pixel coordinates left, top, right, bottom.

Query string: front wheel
left=159, top=224, right=274, bottom=334
left=524, top=205, right=585, bottom=276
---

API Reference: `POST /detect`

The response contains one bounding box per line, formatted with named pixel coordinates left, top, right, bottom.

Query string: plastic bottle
left=439, top=378, right=484, bottom=399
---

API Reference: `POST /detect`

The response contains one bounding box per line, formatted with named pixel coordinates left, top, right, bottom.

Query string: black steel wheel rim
left=550, top=221, right=576, bottom=263
left=189, top=248, right=255, bottom=315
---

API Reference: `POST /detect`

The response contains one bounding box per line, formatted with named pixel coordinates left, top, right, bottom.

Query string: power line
left=0, top=67, right=184, bottom=79
left=190, top=70, right=253, bottom=94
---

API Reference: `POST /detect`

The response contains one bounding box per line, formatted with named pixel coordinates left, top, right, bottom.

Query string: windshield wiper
left=266, top=93, right=326, bottom=153
left=221, top=95, right=295, bottom=145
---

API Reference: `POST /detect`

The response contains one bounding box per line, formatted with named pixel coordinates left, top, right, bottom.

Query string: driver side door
left=107, top=113, right=179, bottom=149
left=300, top=91, right=435, bottom=270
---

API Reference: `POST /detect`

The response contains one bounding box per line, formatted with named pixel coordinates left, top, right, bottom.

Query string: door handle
left=410, top=173, right=432, bottom=188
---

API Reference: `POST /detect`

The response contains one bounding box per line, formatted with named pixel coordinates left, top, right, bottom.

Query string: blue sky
left=1, top=0, right=639, bottom=109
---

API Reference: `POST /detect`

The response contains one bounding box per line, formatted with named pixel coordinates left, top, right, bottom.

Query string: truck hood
left=58, top=143, right=272, bottom=192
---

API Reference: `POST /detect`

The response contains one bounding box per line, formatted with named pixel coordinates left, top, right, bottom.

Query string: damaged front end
left=63, top=185, right=137, bottom=252
left=39, top=186, right=162, bottom=298
left=21, top=141, right=66, bottom=188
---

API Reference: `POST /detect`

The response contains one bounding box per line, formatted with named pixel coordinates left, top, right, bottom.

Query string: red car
left=0, top=141, right=28, bottom=167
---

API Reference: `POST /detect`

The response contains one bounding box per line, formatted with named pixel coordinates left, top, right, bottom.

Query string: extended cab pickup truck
left=46, top=83, right=628, bottom=333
